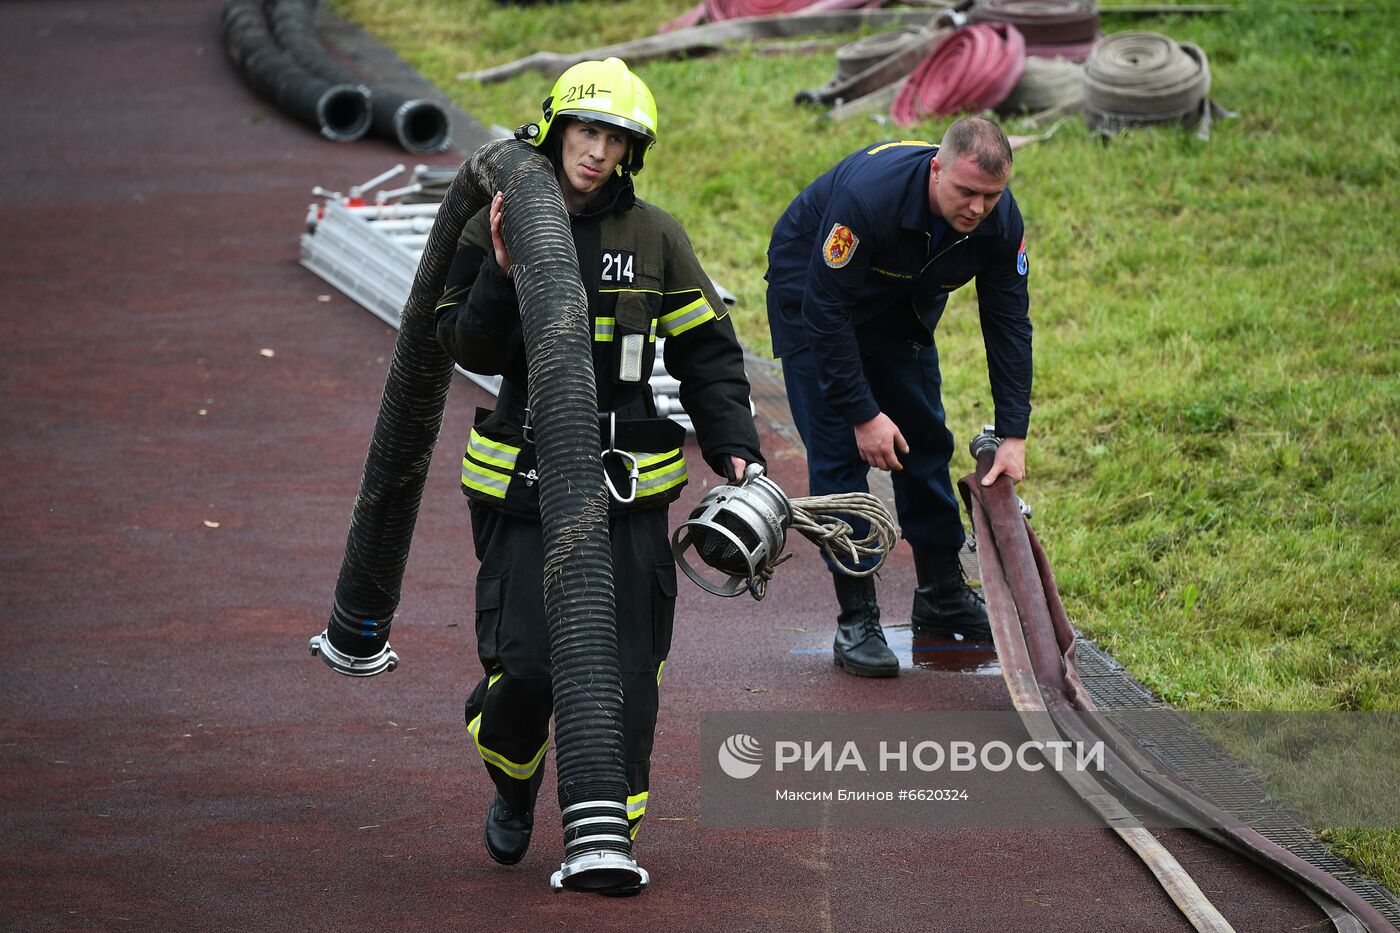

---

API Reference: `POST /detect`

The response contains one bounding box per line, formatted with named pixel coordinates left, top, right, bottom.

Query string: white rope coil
left=785, top=491, right=900, bottom=578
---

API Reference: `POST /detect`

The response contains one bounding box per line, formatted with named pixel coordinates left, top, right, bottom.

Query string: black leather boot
left=484, top=767, right=544, bottom=865
left=832, top=574, right=899, bottom=677
left=484, top=792, right=533, bottom=865
left=911, top=547, right=992, bottom=641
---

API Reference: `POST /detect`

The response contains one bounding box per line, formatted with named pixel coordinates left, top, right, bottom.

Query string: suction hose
left=267, top=0, right=452, bottom=153
left=310, top=137, right=643, bottom=893
left=220, top=0, right=371, bottom=142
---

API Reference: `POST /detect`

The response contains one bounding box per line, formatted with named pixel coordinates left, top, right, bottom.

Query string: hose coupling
left=308, top=629, right=399, bottom=677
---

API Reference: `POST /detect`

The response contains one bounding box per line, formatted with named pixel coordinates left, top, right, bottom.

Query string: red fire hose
left=891, top=23, right=1025, bottom=125
left=959, top=431, right=1395, bottom=932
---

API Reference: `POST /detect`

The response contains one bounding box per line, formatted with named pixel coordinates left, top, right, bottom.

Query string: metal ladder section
left=298, top=164, right=725, bottom=433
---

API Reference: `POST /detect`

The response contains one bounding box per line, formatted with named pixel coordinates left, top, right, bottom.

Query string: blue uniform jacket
left=765, top=140, right=1032, bottom=437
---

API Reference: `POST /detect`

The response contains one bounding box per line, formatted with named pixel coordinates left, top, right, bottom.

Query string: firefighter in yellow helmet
left=435, top=58, right=762, bottom=872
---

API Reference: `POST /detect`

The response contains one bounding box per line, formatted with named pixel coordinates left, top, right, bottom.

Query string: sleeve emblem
left=823, top=223, right=859, bottom=269
left=1016, top=236, right=1028, bottom=276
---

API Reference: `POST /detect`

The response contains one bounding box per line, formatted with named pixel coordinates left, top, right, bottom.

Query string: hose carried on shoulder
left=310, top=138, right=645, bottom=893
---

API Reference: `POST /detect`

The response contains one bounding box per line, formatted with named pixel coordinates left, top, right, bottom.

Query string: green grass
left=331, top=0, right=1400, bottom=889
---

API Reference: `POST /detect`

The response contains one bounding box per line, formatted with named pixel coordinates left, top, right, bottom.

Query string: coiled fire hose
left=968, top=0, right=1100, bottom=62
left=673, top=465, right=898, bottom=600
left=1083, top=32, right=1223, bottom=141
left=959, top=431, right=1393, bottom=932
left=310, top=138, right=645, bottom=894
left=266, top=0, right=451, bottom=153
left=795, top=25, right=946, bottom=106
left=220, top=0, right=371, bottom=142
left=891, top=23, right=1026, bottom=124
left=998, top=55, right=1084, bottom=116
left=664, top=0, right=888, bottom=33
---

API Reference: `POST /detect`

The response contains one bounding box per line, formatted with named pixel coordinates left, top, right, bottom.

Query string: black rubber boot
left=911, top=548, right=992, bottom=641
left=484, top=767, right=544, bottom=866
left=832, top=574, right=899, bottom=678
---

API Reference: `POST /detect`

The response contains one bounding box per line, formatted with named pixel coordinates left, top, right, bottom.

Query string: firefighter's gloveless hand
left=489, top=191, right=512, bottom=278
left=854, top=412, right=909, bottom=472
left=980, top=436, right=1026, bottom=486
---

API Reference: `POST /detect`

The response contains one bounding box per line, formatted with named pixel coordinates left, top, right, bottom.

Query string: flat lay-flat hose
left=891, top=22, right=1026, bottom=124
left=959, top=436, right=1394, bottom=932
left=1083, top=32, right=1218, bottom=138
left=664, top=0, right=883, bottom=32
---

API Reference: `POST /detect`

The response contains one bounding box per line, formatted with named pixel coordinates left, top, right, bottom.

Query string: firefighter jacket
left=765, top=140, right=1032, bottom=438
left=436, top=173, right=762, bottom=518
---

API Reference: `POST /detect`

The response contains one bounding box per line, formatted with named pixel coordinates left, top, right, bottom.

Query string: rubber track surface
left=0, top=3, right=1329, bottom=930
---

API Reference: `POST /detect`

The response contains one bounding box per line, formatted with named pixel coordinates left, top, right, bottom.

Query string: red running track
left=0, top=3, right=1330, bottom=930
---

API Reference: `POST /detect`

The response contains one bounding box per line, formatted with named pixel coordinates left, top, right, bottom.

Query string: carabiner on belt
left=601, top=412, right=639, bottom=504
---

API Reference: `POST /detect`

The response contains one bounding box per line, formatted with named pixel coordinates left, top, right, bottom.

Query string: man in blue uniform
left=765, top=116, right=1032, bottom=678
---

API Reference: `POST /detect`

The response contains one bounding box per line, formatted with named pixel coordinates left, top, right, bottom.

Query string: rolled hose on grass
left=1083, top=32, right=1220, bottom=139
left=794, top=25, right=943, bottom=106
left=891, top=22, right=1026, bottom=124
left=266, top=0, right=451, bottom=153
left=311, top=138, right=643, bottom=893
left=998, top=55, right=1083, bottom=115
left=220, top=0, right=370, bottom=142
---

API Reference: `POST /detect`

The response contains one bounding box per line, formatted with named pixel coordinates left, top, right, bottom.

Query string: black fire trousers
left=464, top=502, right=677, bottom=838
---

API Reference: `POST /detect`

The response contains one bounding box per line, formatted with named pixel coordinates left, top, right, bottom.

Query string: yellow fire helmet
left=517, top=57, right=659, bottom=174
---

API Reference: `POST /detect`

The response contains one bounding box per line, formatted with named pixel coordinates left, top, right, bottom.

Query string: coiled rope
left=749, top=491, right=900, bottom=593
left=1083, top=31, right=1221, bottom=140
left=891, top=22, right=1026, bottom=125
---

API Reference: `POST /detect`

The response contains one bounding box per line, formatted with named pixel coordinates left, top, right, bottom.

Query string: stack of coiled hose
left=1083, top=32, right=1219, bottom=139
left=968, top=0, right=1100, bottom=62
left=891, top=23, right=1025, bottom=125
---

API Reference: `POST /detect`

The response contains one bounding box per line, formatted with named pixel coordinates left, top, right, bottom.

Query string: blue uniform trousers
left=781, top=340, right=966, bottom=571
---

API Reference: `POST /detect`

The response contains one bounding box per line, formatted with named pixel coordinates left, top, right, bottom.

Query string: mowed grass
left=331, top=0, right=1400, bottom=888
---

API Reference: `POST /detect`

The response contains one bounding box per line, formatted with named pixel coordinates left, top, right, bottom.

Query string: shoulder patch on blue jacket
left=823, top=224, right=859, bottom=269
